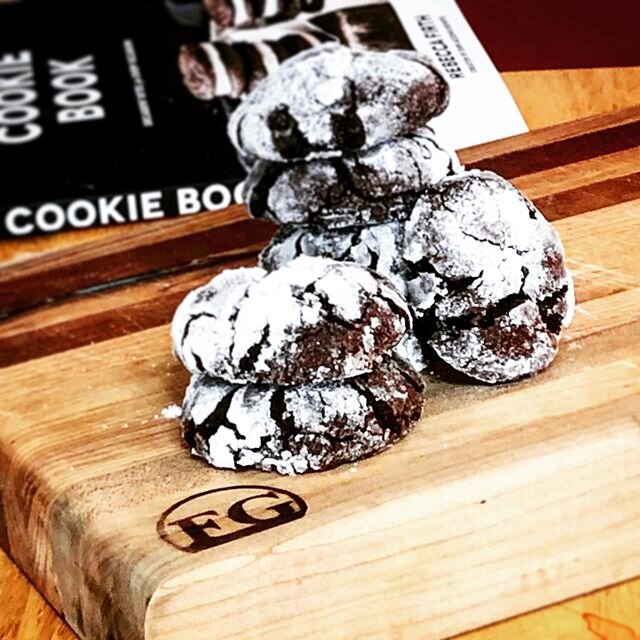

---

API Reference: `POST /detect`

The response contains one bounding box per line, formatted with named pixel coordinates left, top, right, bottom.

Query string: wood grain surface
left=1, top=67, right=640, bottom=640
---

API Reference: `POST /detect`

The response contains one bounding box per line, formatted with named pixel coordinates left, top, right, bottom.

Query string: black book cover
left=2, top=0, right=496, bottom=239
left=0, top=0, right=526, bottom=238
left=0, top=0, right=247, bottom=239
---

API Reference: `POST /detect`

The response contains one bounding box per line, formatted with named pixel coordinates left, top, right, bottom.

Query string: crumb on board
left=161, top=404, right=183, bottom=420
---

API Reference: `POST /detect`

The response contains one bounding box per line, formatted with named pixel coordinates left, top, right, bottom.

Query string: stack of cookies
left=172, top=256, right=425, bottom=474
left=171, top=44, right=575, bottom=475
left=232, top=44, right=455, bottom=367
left=231, top=44, right=574, bottom=384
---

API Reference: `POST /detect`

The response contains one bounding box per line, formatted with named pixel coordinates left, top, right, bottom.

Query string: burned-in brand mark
left=157, top=485, right=307, bottom=552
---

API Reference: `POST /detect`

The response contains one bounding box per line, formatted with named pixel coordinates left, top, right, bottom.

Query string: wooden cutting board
left=1, top=105, right=639, bottom=640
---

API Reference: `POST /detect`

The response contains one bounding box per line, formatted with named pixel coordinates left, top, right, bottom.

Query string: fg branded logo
left=157, top=485, right=307, bottom=553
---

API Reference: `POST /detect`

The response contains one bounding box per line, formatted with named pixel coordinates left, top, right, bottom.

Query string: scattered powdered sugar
left=161, top=404, right=183, bottom=420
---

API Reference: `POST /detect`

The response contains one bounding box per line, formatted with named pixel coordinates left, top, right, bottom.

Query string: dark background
left=457, top=0, right=640, bottom=71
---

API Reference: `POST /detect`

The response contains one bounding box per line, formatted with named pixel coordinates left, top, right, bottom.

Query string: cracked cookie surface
left=258, top=223, right=428, bottom=371
left=172, top=255, right=411, bottom=385
left=182, top=354, right=424, bottom=474
left=259, top=222, right=407, bottom=293
left=244, top=127, right=460, bottom=227
left=403, top=170, right=575, bottom=383
left=227, top=44, right=449, bottom=162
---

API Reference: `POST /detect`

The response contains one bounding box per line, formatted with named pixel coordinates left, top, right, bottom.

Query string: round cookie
left=227, top=44, right=449, bottom=162
left=258, top=223, right=428, bottom=371
left=244, top=127, right=460, bottom=227
left=403, top=170, right=575, bottom=384
left=182, top=355, right=425, bottom=475
left=172, top=256, right=412, bottom=385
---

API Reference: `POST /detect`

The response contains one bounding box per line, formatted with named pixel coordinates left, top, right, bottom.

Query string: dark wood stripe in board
left=0, top=211, right=275, bottom=317
left=534, top=171, right=640, bottom=222
left=466, top=120, right=640, bottom=180
left=0, top=256, right=256, bottom=369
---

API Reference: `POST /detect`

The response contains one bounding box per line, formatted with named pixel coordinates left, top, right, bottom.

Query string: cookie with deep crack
left=403, top=170, right=575, bottom=383
left=182, top=354, right=424, bottom=474
left=258, top=223, right=428, bottom=371
left=172, top=256, right=411, bottom=385
left=227, top=44, right=449, bottom=162
left=244, top=127, right=460, bottom=226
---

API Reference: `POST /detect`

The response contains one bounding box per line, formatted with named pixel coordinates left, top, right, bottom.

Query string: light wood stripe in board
left=556, top=200, right=640, bottom=303
left=464, top=120, right=640, bottom=179
left=536, top=171, right=640, bottom=221
left=512, top=145, right=640, bottom=200
left=459, top=103, right=640, bottom=166
left=563, top=288, right=640, bottom=342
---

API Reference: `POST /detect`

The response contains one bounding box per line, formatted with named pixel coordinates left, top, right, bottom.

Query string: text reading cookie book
left=171, top=44, right=574, bottom=474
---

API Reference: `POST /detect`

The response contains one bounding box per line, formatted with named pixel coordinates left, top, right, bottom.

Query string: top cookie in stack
left=228, top=44, right=450, bottom=162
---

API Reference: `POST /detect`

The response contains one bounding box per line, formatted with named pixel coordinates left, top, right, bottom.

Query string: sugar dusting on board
left=161, top=404, right=183, bottom=419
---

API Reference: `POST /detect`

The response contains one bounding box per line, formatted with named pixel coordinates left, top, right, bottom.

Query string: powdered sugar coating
left=393, top=332, right=428, bottom=372
left=228, top=44, right=449, bottom=162
left=245, top=127, right=460, bottom=227
left=403, top=170, right=574, bottom=383
left=182, top=355, right=424, bottom=474
left=259, top=222, right=408, bottom=294
left=258, top=223, right=428, bottom=371
left=172, top=256, right=411, bottom=385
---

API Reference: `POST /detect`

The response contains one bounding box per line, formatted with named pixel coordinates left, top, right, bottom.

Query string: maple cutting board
left=1, top=105, right=640, bottom=640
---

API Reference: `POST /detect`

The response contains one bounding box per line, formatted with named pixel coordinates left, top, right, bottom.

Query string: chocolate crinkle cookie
left=244, top=127, right=460, bottom=227
left=227, top=44, right=449, bottom=162
left=258, top=223, right=428, bottom=372
left=182, top=354, right=424, bottom=475
left=403, top=170, right=575, bottom=384
left=172, top=256, right=411, bottom=386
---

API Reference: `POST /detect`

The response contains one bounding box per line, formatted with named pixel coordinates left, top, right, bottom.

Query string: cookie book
left=0, top=0, right=526, bottom=240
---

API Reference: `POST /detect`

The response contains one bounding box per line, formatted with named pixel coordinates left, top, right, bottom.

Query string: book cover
left=0, top=0, right=526, bottom=239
